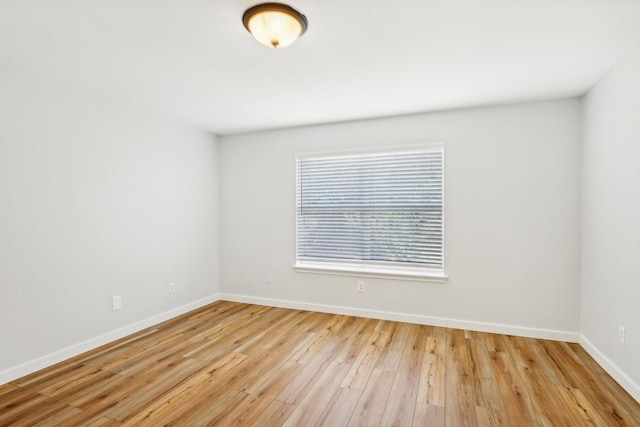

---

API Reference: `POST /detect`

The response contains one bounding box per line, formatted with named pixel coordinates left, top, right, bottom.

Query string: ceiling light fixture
left=242, top=3, right=308, bottom=48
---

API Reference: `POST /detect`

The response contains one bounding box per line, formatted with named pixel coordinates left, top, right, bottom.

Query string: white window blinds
left=296, top=148, right=444, bottom=274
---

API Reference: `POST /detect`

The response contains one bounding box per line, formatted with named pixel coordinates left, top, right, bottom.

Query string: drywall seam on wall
left=0, top=294, right=220, bottom=385
left=220, top=293, right=579, bottom=343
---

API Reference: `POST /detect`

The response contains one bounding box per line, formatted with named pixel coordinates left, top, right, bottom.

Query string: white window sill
left=293, top=261, right=448, bottom=283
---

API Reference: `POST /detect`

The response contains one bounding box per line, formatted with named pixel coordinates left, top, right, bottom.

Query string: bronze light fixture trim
left=242, top=3, right=308, bottom=48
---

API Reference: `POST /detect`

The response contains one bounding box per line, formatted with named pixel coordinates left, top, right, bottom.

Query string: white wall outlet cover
left=112, top=295, right=122, bottom=311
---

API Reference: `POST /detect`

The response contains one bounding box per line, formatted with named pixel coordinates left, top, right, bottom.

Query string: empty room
left=1, top=0, right=639, bottom=425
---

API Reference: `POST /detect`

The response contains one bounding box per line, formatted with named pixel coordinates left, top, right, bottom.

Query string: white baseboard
left=0, top=294, right=220, bottom=385
left=579, top=335, right=640, bottom=403
left=219, top=293, right=579, bottom=343
left=3, top=293, right=593, bottom=392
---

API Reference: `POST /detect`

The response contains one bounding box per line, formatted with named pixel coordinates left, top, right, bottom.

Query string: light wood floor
left=1, top=301, right=639, bottom=426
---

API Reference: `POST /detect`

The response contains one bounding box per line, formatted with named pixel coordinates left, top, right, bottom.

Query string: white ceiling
left=1, top=0, right=640, bottom=135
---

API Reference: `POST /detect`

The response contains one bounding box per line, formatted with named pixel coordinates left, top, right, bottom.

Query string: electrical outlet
left=169, top=282, right=175, bottom=293
left=112, top=295, right=122, bottom=311
left=358, top=281, right=365, bottom=292
left=619, top=326, right=625, bottom=344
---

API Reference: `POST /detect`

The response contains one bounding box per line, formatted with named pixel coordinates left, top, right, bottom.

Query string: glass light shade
left=243, top=3, right=308, bottom=48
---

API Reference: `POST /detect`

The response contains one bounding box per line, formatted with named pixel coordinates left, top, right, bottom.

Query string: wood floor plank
left=334, top=318, right=380, bottom=366
left=46, top=328, right=160, bottom=373
left=315, top=387, right=362, bottom=427
left=347, top=368, right=396, bottom=427
left=1, top=301, right=638, bottom=426
left=36, top=405, right=84, bottom=427
left=486, top=332, right=512, bottom=354
left=162, top=389, right=247, bottom=426
left=541, top=340, right=638, bottom=426
left=375, top=321, right=409, bottom=371
left=417, top=336, right=446, bottom=406
left=85, top=416, right=122, bottom=426
left=468, top=336, right=505, bottom=411
left=214, top=388, right=280, bottom=427
left=291, top=314, right=350, bottom=364
left=340, top=328, right=390, bottom=390
left=226, top=327, right=330, bottom=394
left=185, top=305, right=286, bottom=359
left=69, top=353, right=190, bottom=408
left=0, top=383, right=18, bottom=397
left=380, top=323, right=426, bottom=427
left=235, top=308, right=301, bottom=354
left=39, top=366, right=115, bottom=398
left=120, top=352, right=247, bottom=425
left=414, top=401, right=446, bottom=427
left=445, top=328, right=479, bottom=427
left=530, top=339, right=575, bottom=387
left=475, top=406, right=509, bottom=427
left=282, top=361, right=352, bottom=426
left=8, top=362, right=87, bottom=391
left=247, top=357, right=306, bottom=398
left=507, top=336, right=575, bottom=427
left=276, top=349, right=335, bottom=404
left=489, top=349, right=540, bottom=426
left=251, top=399, right=297, bottom=427
left=381, top=349, right=403, bottom=372
left=339, top=315, right=367, bottom=338
left=553, top=385, right=609, bottom=427
left=60, top=357, right=206, bottom=425
left=96, top=332, right=187, bottom=374
left=432, top=326, right=447, bottom=339
left=594, top=370, right=640, bottom=423
left=8, top=397, right=77, bottom=426
left=0, top=392, right=51, bottom=425
left=226, top=345, right=300, bottom=394
left=184, top=303, right=270, bottom=344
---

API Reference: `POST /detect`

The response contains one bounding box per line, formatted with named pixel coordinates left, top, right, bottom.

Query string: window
left=295, top=146, right=446, bottom=282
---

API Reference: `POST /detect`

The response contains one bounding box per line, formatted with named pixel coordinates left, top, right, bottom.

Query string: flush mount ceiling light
left=242, top=3, right=308, bottom=48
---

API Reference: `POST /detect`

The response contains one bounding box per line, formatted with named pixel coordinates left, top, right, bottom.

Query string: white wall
left=0, top=65, right=220, bottom=380
left=581, top=46, right=640, bottom=399
left=220, top=99, right=581, bottom=338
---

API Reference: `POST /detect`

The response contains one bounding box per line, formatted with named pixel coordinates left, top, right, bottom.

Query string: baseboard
left=1, top=293, right=588, bottom=390
left=219, top=293, right=579, bottom=343
left=579, top=335, right=640, bottom=403
left=0, top=294, right=220, bottom=385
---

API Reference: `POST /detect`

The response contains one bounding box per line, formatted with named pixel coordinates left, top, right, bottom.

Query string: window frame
left=293, top=144, right=447, bottom=283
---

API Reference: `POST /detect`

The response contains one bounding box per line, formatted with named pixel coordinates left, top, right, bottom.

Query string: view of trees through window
left=296, top=148, right=444, bottom=272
